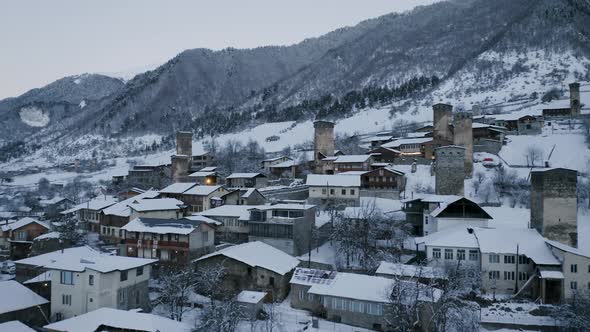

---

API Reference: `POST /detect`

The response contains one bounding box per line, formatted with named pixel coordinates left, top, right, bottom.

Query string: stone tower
left=171, top=131, right=193, bottom=183
left=313, top=120, right=335, bottom=162
left=530, top=168, right=578, bottom=247
left=433, top=103, right=453, bottom=142
left=569, top=82, right=581, bottom=116
left=176, top=131, right=193, bottom=158
left=434, top=146, right=465, bottom=196
left=453, top=111, right=473, bottom=178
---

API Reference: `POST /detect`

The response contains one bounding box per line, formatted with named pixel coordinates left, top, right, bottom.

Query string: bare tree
left=525, top=145, right=543, bottom=167
left=157, top=263, right=200, bottom=321
left=56, top=215, right=87, bottom=247
left=551, top=290, right=590, bottom=329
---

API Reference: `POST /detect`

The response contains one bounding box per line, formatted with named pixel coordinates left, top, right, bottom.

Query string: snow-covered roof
left=128, top=198, right=184, bottom=212
left=269, top=160, right=296, bottom=168
left=338, top=171, right=369, bottom=176
left=34, top=231, right=60, bottom=241
left=334, top=154, right=372, bottom=163
left=0, top=321, right=36, bottom=332
left=474, top=228, right=560, bottom=265
left=487, top=109, right=542, bottom=121
left=545, top=239, right=590, bottom=258
left=189, top=171, right=216, bottom=177
left=405, top=132, right=430, bottom=138
left=38, top=196, right=71, bottom=206
left=159, top=182, right=197, bottom=194
left=7, top=217, right=50, bottom=231
left=196, top=204, right=254, bottom=221
left=199, top=166, right=217, bottom=172
left=472, top=122, right=506, bottom=130
left=416, top=227, right=479, bottom=248
left=401, top=194, right=461, bottom=204
left=23, top=271, right=52, bottom=284
left=226, top=173, right=265, bottom=179
left=251, top=203, right=315, bottom=211
left=263, top=156, right=292, bottom=162
left=184, top=185, right=223, bottom=196
left=184, top=215, right=222, bottom=226
left=44, top=307, right=191, bottom=332
left=240, top=188, right=258, bottom=198
left=542, top=98, right=571, bottom=110
left=15, top=246, right=156, bottom=273
left=376, top=262, right=446, bottom=279
left=236, top=290, right=267, bottom=304
left=538, top=267, right=564, bottom=280
left=306, top=174, right=361, bottom=187
left=295, top=268, right=441, bottom=303
left=429, top=197, right=492, bottom=219
left=103, top=190, right=160, bottom=217
left=382, top=137, right=433, bottom=149
left=61, top=196, right=118, bottom=214
left=122, top=217, right=214, bottom=235
left=196, top=241, right=300, bottom=275
left=0, top=281, right=49, bottom=315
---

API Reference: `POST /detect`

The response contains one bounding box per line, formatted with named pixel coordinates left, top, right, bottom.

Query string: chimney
left=569, top=82, right=581, bottom=116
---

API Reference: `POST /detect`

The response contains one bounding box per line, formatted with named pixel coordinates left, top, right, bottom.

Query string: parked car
left=482, top=157, right=500, bottom=168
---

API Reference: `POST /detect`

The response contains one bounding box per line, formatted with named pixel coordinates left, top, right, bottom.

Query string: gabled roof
left=199, top=166, right=217, bottom=172
left=226, top=173, right=265, bottom=179
left=0, top=321, right=36, bottom=332
left=382, top=137, right=433, bottom=149
left=263, top=156, right=292, bottom=162
left=376, top=262, right=446, bottom=279
left=184, top=185, right=224, bottom=196
left=7, top=217, right=50, bottom=231
left=15, top=246, right=156, bottom=273
left=306, top=174, right=361, bottom=187
left=189, top=171, right=216, bottom=177
left=474, top=228, right=560, bottom=265
left=334, top=154, right=372, bottom=163
left=159, top=182, right=198, bottom=194
left=416, top=227, right=479, bottom=248
left=0, top=281, right=49, bottom=315
left=23, top=271, right=52, bottom=284
left=122, top=217, right=217, bottom=235
left=44, top=307, right=191, bottom=332
left=196, top=241, right=299, bottom=275
left=103, top=190, right=160, bottom=217
left=269, top=160, right=296, bottom=168
left=249, top=203, right=315, bottom=211
left=128, top=198, right=184, bottom=212
left=196, top=204, right=254, bottom=220
left=429, top=197, right=492, bottom=219
left=545, top=239, right=590, bottom=258
left=240, top=188, right=260, bottom=198
left=62, top=196, right=118, bottom=214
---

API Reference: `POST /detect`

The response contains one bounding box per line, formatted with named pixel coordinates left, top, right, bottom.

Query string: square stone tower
left=313, top=120, right=335, bottom=162
left=176, top=131, right=193, bottom=158
left=569, top=82, right=581, bottom=116
left=530, top=168, right=578, bottom=247
left=453, top=111, right=473, bottom=178
left=433, top=103, right=453, bottom=142
left=434, top=145, right=465, bottom=196
left=172, top=131, right=193, bottom=183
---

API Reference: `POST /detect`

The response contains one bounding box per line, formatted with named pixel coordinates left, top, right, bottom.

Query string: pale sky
left=0, top=0, right=440, bottom=99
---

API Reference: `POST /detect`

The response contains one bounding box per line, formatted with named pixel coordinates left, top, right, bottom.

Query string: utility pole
left=515, top=244, right=519, bottom=294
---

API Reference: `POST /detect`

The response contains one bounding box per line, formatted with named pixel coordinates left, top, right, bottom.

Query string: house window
left=62, top=294, right=72, bottom=306
left=457, top=250, right=465, bottom=261
left=503, top=271, right=515, bottom=280
left=118, top=289, right=127, bottom=305
left=432, top=248, right=441, bottom=259
left=330, top=189, right=335, bottom=195
left=489, top=254, right=500, bottom=264
left=424, top=216, right=428, bottom=225
left=469, top=250, right=479, bottom=261
left=174, top=234, right=179, bottom=241
left=89, top=275, right=94, bottom=286
left=269, top=277, right=275, bottom=286
left=504, top=255, right=515, bottom=264
left=299, top=289, right=305, bottom=300
left=247, top=267, right=252, bottom=276
left=15, top=231, right=27, bottom=241
left=136, top=266, right=143, bottom=276
left=444, top=249, right=453, bottom=260
left=350, top=189, right=355, bottom=195
left=341, top=189, right=346, bottom=195
left=120, top=270, right=128, bottom=282
left=60, top=271, right=74, bottom=285
left=321, top=189, right=327, bottom=195
left=519, top=272, right=528, bottom=281
left=571, top=281, right=578, bottom=290
left=202, top=231, right=209, bottom=243
left=571, top=264, right=578, bottom=273
left=135, top=290, right=140, bottom=305
left=489, top=271, right=500, bottom=280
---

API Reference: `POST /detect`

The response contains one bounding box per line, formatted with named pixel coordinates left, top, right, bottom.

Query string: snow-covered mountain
left=1, top=0, right=590, bottom=164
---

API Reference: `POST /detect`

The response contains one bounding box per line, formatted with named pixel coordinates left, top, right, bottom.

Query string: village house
left=236, top=290, right=268, bottom=319
left=159, top=182, right=229, bottom=213
left=225, top=173, right=268, bottom=189
left=544, top=240, right=590, bottom=303
left=247, top=203, right=316, bottom=256
left=191, top=151, right=215, bottom=170
left=43, top=307, right=191, bottom=332
left=116, top=187, right=145, bottom=201
left=333, top=154, right=374, bottom=173
left=368, top=146, right=401, bottom=164
left=122, top=216, right=218, bottom=262
left=0, top=281, right=49, bottom=327
left=402, top=195, right=492, bottom=236
left=15, top=246, right=156, bottom=320
left=481, top=112, right=543, bottom=136
left=268, top=159, right=300, bottom=178
left=6, top=217, right=51, bottom=259
left=359, top=167, right=406, bottom=198
left=188, top=166, right=219, bottom=185
left=472, top=122, right=506, bottom=154
left=375, top=261, right=446, bottom=286
left=262, top=156, right=293, bottom=173
left=367, top=135, right=394, bottom=149
left=290, top=267, right=442, bottom=331
left=127, top=163, right=171, bottom=189
left=306, top=174, right=361, bottom=207
left=37, top=197, right=74, bottom=219
left=221, top=188, right=266, bottom=206
left=195, top=241, right=300, bottom=301
left=61, top=195, right=118, bottom=232
left=195, top=204, right=253, bottom=243
left=542, top=82, right=583, bottom=118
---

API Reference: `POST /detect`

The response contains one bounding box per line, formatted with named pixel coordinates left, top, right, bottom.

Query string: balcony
left=125, top=238, right=189, bottom=250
